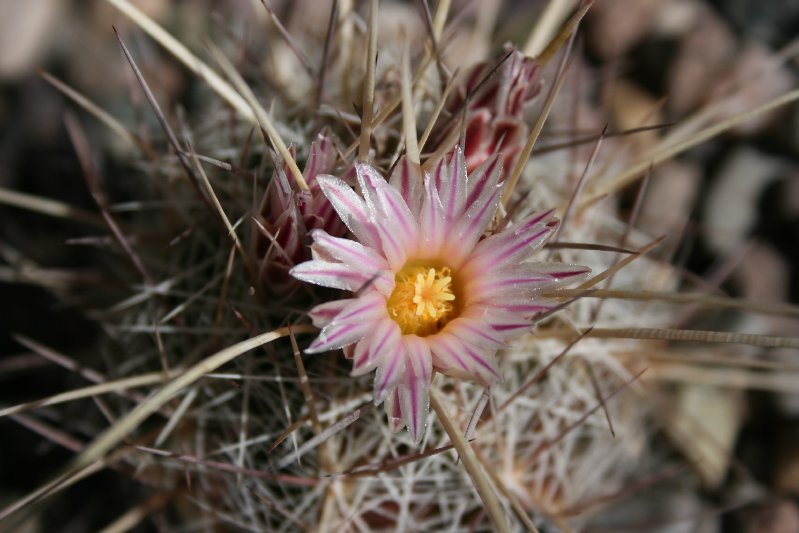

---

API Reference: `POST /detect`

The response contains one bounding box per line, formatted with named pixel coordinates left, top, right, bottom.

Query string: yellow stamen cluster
left=387, top=264, right=457, bottom=336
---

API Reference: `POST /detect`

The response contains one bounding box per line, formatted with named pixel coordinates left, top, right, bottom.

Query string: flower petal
left=350, top=338, right=373, bottom=376
left=497, top=298, right=559, bottom=317
left=446, top=184, right=502, bottom=264
left=306, top=293, right=385, bottom=353
left=528, top=262, right=592, bottom=282
left=352, top=318, right=401, bottom=377
left=470, top=263, right=589, bottom=310
left=429, top=332, right=501, bottom=385
left=388, top=156, right=424, bottom=216
left=310, top=229, right=388, bottom=271
left=398, top=336, right=432, bottom=444
left=466, top=209, right=556, bottom=271
left=290, top=260, right=373, bottom=292
left=384, top=388, right=404, bottom=433
left=464, top=306, right=532, bottom=340
left=427, top=335, right=470, bottom=375
left=309, top=299, right=350, bottom=328
left=436, top=146, right=468, bottom=222
left=303, top=133, right=336, bottom=190
left=418, top=175, right=447, bottom=253
left=444, top=316, right=505, bottom=348
left=372, top=320, right=405, bottom=404
left=374, top=220, right=408, bottom=270
left=308, top=229, right=394, bottom=294
left=466, top=267, right=555, bottom=303
left=316, top=175, right=381, bottom=248
left=465, top=152, right=503, bottom=207
left=356, top=163, right=419, bottom=245
left=465, top=261, right=586, bottom=305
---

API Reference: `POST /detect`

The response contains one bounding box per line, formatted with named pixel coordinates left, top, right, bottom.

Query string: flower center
left=387, top=264, right=457, bottom=336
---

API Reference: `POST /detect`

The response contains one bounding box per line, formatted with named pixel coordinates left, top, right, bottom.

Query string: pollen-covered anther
left=387, top=265, right=456, bottom=336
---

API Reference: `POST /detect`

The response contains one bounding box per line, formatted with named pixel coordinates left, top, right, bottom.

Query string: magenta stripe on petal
left=431, top=157, right=446, bottom=192
left=532, top=263, right=592, bottom=280
left=429, top=334, right=470, bottom=372
left=466, top=153, right=502, bottom=207
left=373, top=322, right=404, bottom=404
left=306, top=294, right=386, bottom=353
left=449, top=186, right=501, bottom=260
left=375, top=352, right=401, bottom=403
left=352, top=340, right=379, bottom=377
left=495, top=227, right=552, bottom=263
left=492, top=322, right=530, bottom=332
left=486, top=275, right=553, bottom=288
left=432, top=333, right=500, bottom=384
left=389, top=156, right=423, bottom=216
left=439, top=147, right=467, bottom=221
left=515, top=209, right=556, bottom=232
left=419, top=175, right=447, bottom=250
left=460, top=343, right=501, bottom=379
left=499, top=302, right=555, bottom=315
left=375, top=220, right=407, bottom=269
left=311, top=229, right=386, bottom=271
left=447, top=317, right=505, bottom=349
left=357, top=163, right=419, bottom=252
left=442, top=348, right=469, bottom=371
left=369, top=319, right=399, bottom=359
left=333, top=292, right=384, bottom=322
left=290, top=260, right=369, bottom=291
left=466, top=306, right=531, bottom=340
left=468, top=222, right=555, bottom=272
left=307, top=322, right=365, bottom=353
left=316, top=175, right=380, bottom=248
left=309, top=299, right=350, bottom=328
left=393, top=159, right=411, bottom=201
left=399, top=336, right=432, bottom=443
left=384, top=388, right=404, bottom=432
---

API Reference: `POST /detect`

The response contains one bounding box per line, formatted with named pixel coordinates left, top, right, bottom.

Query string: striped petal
left=465, top=152, right=502, bottom=207
left=309, top=229, right=393, bottom=294
left=444, top=316, right=505, bottom=348
left=309, top=299, right=350, bottom=328
left=497, top=297, right=559, bottom=317
left=446, top=184, right=502, bottom=264
left=384, top=388, right=404, bottom=433
left=418, top=175, right=447, bottom=253
left=429, top=331, right=501, bottom=385
left=289, top=259, right=394, bottom=292
left=435, top=146, right=468, bottom=222
left=290, top=260, right=374, bottom=291
left=388, top=156, right=424, bottom=216
left=466, top=210, right=556, bottom=271
left=352, top=318, right=401, bottom=377
left=469, top=264, right=589, bottom=311
left=317, top=175, right=381, bottom=249
left=350, top=339, right=373, bottom=376
left=372, top=320, right=406, bottom=404
left=464, top=306, right=532, bottom=340
left=303, top=133, right=336, bottom=189
left=465, top=262, right=585, bottom=305
left=398, top=336, right=432, bottom=443
left=528, top=262, right=591, bottom=282
left=310, top=229, right=388, bottom=272
left=356, top=163, right=419, bottom=246
left=306, top=293, right=386, bottom=353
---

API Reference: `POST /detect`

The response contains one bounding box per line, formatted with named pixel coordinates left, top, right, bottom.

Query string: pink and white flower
left=291, top=148, right=589, bottom=443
